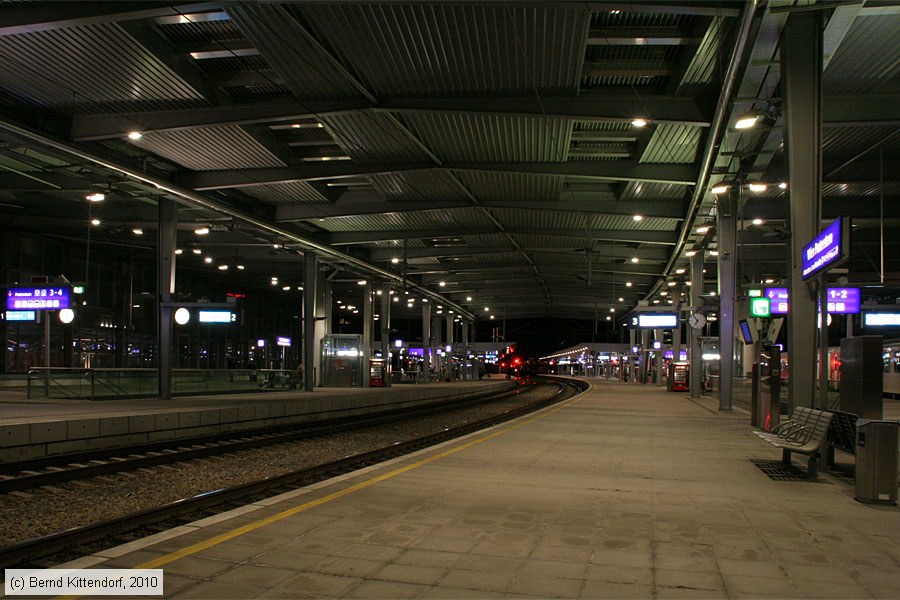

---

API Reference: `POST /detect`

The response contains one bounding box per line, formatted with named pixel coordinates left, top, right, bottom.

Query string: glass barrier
left=27, top=368, right=303, bottom=400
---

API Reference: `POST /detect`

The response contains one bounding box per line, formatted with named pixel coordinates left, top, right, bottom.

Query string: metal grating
left=750, top=459, right=828, bottom=482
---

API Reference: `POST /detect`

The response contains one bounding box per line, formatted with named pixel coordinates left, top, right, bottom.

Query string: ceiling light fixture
left=748, top=182, right=767, bottom=193
left=132, top=228, right=143, bottom=235
left=631, top=118, right=647, bottom=128
left=192, top=248, right=202, bottom=255
left=735, top=112, right=759, bottom=129
left=751, top=218, right=764, bottom=225
left=194, top=227, right=210, bottom=235
left=632, top=214, right=643, bottom=222
left=204, top=257, right=213, bottom=264
left=696, top=225, right=710, bottom=234
left=711, top=184, right=729, bottom=195
left=90, top=218, right=101, bottom=226
left=127, top=131, right=143, bottom=140
left=85, top=192, right=105, bottom=202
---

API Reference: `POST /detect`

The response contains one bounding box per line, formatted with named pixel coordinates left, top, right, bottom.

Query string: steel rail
left=0, top=386, right=521, bottom=492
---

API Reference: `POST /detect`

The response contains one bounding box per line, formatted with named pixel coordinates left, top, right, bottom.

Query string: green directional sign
left=750, top=297, right=771, bottom=317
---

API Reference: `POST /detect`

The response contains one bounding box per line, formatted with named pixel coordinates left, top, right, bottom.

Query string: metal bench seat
left=755, top=407, right=833, bottom=478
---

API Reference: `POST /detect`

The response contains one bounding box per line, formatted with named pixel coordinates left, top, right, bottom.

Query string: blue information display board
left=5, top=310, right=37, bottom=322
left=630, top=313, right=678, bottom=328
left=6, top=287, right=70, bottom=310
left=801, top=217, right=849, bottom=280
left=763, top=286, right=860, bottom=315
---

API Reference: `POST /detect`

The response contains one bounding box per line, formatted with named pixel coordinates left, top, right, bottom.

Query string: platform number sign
left=6, top=287, right=71, bottom=310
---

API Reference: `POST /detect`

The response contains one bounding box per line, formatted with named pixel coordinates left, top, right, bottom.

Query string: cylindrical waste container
left=855, top=419, right=899, bottom=505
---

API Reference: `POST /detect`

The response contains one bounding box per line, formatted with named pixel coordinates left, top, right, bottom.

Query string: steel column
left=157, top=198, right=177, bottom=399
left=782, top=11, right=823, bottom=409
left=362, top=282, right=373, bottom=387
left=422, top=301, right=431, bottom=376
left=717, top=191, right=736, bottom=410
left=380, top=284, right=391, bottom=387
left=690, top=252, right=703, bottom=398
left=303, top=252, right=317, bottom=391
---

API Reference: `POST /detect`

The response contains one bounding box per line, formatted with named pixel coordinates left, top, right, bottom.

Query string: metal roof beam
left=448, top=162, right=697, bottom=186
left=70, top=99, right=367, bottom=141
left=373, top=245, right=670, bottom=261
left=180, top=163, right=434, bottom=190
left=276, top=197, right=685, bottom=221
left=0, top=2, right=221, bottom=36
left=328, top=229, right=678, bottom=246
left=185, top=161, right=697, bottom=190
left=379, top=96, right=711, bottom=127
left=586, top=27, right=704, bottom=45
left=71, top=95, right=709, bottom=141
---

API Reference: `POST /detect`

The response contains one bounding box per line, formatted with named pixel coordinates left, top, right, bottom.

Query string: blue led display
left=6, top=287, right=70, bottom=310
left=802, top=218, right=848, bottom=280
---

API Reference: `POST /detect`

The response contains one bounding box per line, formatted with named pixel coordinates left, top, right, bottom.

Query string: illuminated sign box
left=863, top=312, right=900, bottom=327
left=198, top=310, right=237, bottom=323
left=801, top=217, right=849, bottom=280
left=763, top=287, right=861, bottom=315
left=765, top=288, right=789, bottom=315
left=750, top=297, right=771, bottom=317
left=276, top=336, right=291, bottom=347
left=825, top=287, right=860, bottom=314
left=631, top=313, right=678, bottom=328
left=5, top=310, right=36, bottom=322
left=6, top=287, right=70, bottom=310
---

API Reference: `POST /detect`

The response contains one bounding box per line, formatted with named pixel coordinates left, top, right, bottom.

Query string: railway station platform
left=0, top=379, right=516, bottom=462
left=59, top=379, right=900, bottom=599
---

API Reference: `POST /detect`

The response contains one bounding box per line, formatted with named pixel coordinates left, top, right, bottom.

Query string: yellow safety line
left=135, top=394, right=580, bottom=570
left=52, top=393, right=582, bottom=599
left=133, top=393, right=581, bottom=571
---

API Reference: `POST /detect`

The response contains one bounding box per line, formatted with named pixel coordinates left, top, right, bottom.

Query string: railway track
left=0, top=378, right=585, bottom=570
left=0, top=384, right=527, bottom=494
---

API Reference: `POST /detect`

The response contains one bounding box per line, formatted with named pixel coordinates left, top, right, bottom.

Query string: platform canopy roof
left=1, top=1, right=898, bottom=321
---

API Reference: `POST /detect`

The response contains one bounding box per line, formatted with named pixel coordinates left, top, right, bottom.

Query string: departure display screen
left=6, top=287, right=70, bottom=310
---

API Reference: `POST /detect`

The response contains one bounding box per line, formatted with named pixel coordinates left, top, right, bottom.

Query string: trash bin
left=855, top=419, right=899, bottom=505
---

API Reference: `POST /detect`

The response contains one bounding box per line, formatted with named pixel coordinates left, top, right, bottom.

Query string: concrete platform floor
left=60, top=380, right=900, bottom=599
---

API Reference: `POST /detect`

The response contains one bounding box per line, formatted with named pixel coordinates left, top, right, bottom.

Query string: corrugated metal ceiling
left=0, top=22, right=207, bottom=113
left=297, top=3, right=589, bottom=96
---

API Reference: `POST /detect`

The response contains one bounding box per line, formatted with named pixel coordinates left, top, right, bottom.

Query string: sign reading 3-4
left=6, top=287, right=71, bottom=310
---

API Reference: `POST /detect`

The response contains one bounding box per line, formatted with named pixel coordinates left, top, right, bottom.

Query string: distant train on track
left=780, top=339, right=900, bottom=398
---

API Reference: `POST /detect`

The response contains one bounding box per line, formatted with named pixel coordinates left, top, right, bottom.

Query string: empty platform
left=55, top=379, right=900, bottom=599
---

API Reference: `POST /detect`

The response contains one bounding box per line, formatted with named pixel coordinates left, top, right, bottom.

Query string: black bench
left=754, top=407, right=834, bottom=478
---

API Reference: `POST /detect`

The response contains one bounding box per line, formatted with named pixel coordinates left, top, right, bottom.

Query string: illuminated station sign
left=630, top=313, right=678, bottom=328
left=6, top=287, right=71, bottom=310
left=198, top=310, right=238, bottom=324
left=801, top=217, right=849, bottom=280
left=763, top=287, right=860, bottom=315
left=4, top=310, right=36, bottom=322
